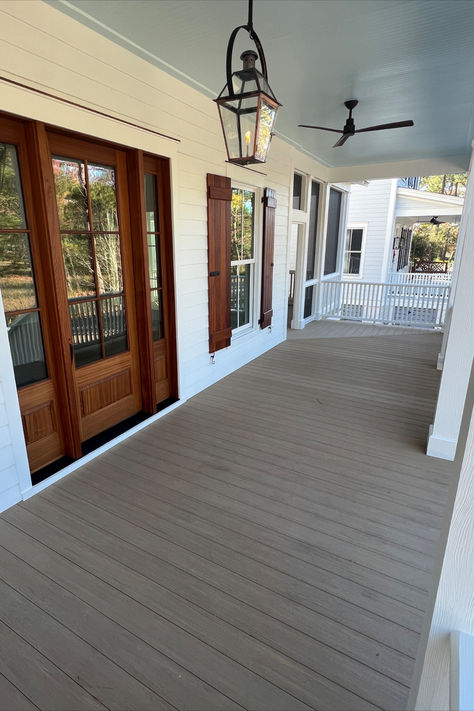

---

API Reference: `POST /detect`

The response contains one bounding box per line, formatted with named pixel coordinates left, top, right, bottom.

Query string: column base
left=427, top=424, right=457, bottom=460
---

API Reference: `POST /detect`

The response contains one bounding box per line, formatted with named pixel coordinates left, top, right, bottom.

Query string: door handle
left=69, top=342, right=75, bottom=363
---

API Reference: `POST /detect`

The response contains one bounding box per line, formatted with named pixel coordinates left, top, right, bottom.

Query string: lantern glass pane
left=255, top=100, right=277, bottom=162
left=219, top=103, right=240, bottom=159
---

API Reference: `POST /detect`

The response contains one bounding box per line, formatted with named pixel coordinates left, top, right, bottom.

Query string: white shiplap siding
left=346, top=179, right=397, bottom=282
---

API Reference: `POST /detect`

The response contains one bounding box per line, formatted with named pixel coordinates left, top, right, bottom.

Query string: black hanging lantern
left=215, top=0, right=281, bottom=165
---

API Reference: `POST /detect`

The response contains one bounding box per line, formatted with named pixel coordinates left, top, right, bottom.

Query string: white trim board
left=451, top=631, right=474, bottom=711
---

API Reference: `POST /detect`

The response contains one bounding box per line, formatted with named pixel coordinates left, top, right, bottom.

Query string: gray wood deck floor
left=0, top=322, right=454, bottom=711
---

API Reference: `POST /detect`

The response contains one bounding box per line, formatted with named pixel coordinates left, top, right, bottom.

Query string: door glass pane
left=145, top=173, right=158, bottom=232
left=147, top=233, right=162, bottom=289
left=95, top=234, right=123, bottom=294
left=88, top=163, right=118, bottom=231
left=230, top=264, right=250, bottom=329
left=0, top=233, right=37, bottom=311
left=304, top=285, right=314, bottom=319
left=61, top=234, right=95, bottom=299
left=52, top=157, right=89, bottom=230
left=6, top=312, right=47, bottom=388
left=101, top=296, right=127, bottom=356
left=150, top=289, right=164, bottom=341
left=0, top=143, right=26, bottom=229
left=69, top=300, right=101, bottom=367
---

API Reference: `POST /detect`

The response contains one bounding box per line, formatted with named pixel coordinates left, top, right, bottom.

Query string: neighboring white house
left=344, top=178, right=464, bottom=282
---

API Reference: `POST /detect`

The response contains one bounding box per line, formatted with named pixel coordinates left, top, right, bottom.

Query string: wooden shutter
left=259, top=187, right=277, bottom=329
left=207, top=173, right=232, bottom=352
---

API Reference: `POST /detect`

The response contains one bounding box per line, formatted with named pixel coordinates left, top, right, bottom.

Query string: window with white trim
left=344, top=226, right=365, bottom=276
left=231, top=187, right=256, bottom=331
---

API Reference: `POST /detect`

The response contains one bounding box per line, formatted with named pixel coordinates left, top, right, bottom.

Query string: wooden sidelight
left=0, top=113, right=177, bottom=477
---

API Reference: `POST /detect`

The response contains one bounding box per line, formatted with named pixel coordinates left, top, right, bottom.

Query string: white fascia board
left=397, top=188, right=465, bottom=206
left=328, top=155, right=469, bottom=184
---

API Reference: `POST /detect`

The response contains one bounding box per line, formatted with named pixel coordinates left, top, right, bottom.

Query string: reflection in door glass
left=144, top=173, right=165, bottom=341
left=88, top=163, right=118, bottom=231
left=0, top=144, right=26, bottom=229
left=0, top=233, right=37, bottom=311
left=61, top=234, right=95, bottom=299
left=1, top=142, right=48, bottom=388
left=69, top=300, right=101, bottom=367
left=53, top=155, right=128, bottom=365
left=101, top=296, right=127, bottom=357
left=95, top=234, right=123, bottom=294
left=52, top=157, right=89, bottom=231
left=6, top=313, right=48, bottom=387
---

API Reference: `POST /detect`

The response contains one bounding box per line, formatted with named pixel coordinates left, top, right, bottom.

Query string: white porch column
left=427, top=152, right=474, bottom=460
left=411, top=363, right=474, bottom=710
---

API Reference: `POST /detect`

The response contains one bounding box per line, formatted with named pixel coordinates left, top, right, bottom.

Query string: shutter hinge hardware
left=210, top=353, right=216, bottom=365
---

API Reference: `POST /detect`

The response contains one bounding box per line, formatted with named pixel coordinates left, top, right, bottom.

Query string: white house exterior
left=345, top=179, right=464, bottom=283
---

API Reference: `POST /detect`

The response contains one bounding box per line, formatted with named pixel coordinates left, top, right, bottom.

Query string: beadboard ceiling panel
left=50, top=0, right=474, bottom=168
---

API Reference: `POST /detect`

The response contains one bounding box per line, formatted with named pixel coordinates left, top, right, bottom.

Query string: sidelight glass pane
left=230, top=264, right=250, bottom=330
left=0, top=143, right=27, bottom=229
left=101, top=296, right=127, bottom=356
left=52, top=157, right=89, bottom=231
left=145, top=173, right=159, bottom=232
left=6, top=312, right=47, bottom=388
left=147, top=233, right=162, bottom=289
left=69, top=300, right=101, bottom=367
left=150, top=289, right=164, bottom=341
left=88, top=163, right=118, bottom=231
left=0, top=233, right=37, bottom=311
left=61, top=234, right=95, bottom=300
left=94, top=234, right=123, bottom=294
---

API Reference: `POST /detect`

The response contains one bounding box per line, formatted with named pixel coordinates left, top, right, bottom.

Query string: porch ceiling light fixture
left=215, top=0, right=281, bottom=165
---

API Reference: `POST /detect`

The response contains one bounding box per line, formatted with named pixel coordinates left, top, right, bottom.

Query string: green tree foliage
left=411, top=222, right=459, bottom=262
left=231, top=188, right=254, bottom=261
left=419, top=173, right=467, bottom=197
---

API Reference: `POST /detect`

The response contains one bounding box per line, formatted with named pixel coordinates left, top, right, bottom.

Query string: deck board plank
left=0, top=322, right=454, bottom=710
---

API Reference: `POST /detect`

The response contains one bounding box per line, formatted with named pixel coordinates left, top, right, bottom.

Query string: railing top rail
left=325, top=280, right=451, bottom=289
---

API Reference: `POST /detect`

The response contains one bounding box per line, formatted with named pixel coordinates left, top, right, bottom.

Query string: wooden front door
left=48, top=133, right=142, bottom=442
left=0, top=114, right=177, bottom=477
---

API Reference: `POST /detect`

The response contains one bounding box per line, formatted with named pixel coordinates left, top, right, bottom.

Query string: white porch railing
left=320, top=280, right=451, bottom=328
left=388, top=271, right=452, bottom=286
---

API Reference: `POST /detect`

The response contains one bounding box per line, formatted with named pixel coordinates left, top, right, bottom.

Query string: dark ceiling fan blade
left=298, top=124, right=343, bottom=134
left=355, top=120, right=414, bottom=133
left=333, top=133, right=351, bottom=147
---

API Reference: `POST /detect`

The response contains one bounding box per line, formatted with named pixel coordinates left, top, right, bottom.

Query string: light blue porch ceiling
left=51, top=0, right=474, bottom=169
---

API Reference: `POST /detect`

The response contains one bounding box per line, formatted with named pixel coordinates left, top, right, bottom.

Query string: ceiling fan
left=416, top=216, right=447, bottom=225
left=299, top=99, right=414, bottom=147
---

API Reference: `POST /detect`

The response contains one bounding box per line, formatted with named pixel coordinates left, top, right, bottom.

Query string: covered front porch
left=0, top=322, right=453, bottom=710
